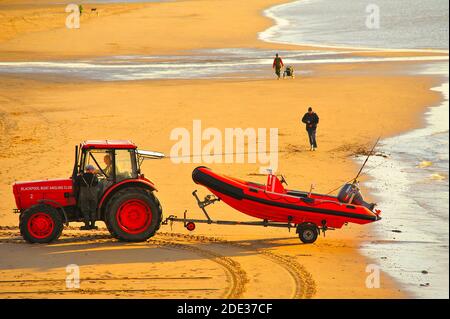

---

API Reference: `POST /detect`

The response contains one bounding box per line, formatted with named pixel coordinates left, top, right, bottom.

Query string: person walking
left=272, top=53, right=284, bottom=80
left=301, top=107, right=319, bottom=151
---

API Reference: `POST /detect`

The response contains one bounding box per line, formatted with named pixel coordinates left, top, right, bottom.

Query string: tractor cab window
left=83, top=150, right=114, bottom=180
left=115, top=149, right=138, bottom=182
left=81, top=148, right=137, bottom=183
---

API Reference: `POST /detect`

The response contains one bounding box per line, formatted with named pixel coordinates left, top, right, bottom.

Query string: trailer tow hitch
left=192, top=190, right=220, bottom=223
left=162, top=190, right=220, bottom=230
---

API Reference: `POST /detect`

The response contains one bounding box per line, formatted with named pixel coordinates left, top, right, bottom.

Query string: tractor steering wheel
left=280, top=174, right=288, bottom=186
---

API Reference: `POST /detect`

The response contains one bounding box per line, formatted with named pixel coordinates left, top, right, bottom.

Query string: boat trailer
left=162, top=190, right=334, bottom=243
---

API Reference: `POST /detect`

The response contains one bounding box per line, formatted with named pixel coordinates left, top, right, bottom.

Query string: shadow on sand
left=0, top=230, right=305, bottom=271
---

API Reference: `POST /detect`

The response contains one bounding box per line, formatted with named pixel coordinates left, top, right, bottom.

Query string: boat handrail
left=264, top=190, right=345, bottom=207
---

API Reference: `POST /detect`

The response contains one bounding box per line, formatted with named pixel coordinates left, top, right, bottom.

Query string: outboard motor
left=337, top=183, right=375, bottom=211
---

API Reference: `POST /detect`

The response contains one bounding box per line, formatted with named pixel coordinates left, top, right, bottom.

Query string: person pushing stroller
left=272, top=53, right=284, bottom=80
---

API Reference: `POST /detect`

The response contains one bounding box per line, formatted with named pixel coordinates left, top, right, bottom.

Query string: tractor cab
left=75, top=140, right=137, bottom=191
left=74, top=140, right=164, bottom=194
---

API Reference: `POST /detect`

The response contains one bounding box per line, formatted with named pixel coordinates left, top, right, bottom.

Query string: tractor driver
left=102, top=154, right=113, bottom=178
left=93, top=154, right=114, bottom=198
left=93, top=154, right=113, bottom=179
left=100, top=154, right=123, bottom=180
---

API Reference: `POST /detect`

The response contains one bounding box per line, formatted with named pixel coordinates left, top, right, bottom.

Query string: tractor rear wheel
left=105, top=188, right=162, bottom=242
left=19, top=204, right=64, bottom=243
left=297, top=223, right=319, bottom=244
left=153, top=194, right=163, bottom=232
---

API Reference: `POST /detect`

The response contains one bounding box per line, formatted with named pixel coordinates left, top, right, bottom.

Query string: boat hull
left=192, top=166, right=380, bottom=229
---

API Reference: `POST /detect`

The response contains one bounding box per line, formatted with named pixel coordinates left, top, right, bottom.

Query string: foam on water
left=359, top=61, right=449, bottom=298
left=0, top=50, right=447, bottom=81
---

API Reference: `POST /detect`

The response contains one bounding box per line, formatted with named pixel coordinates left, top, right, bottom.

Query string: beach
left=0, top=0, right=448, bottom=298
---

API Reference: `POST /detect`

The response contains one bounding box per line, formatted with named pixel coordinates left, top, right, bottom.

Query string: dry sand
left=0, top=0, right=305, bottom=61
left=0, top=0, right=445, bottom=298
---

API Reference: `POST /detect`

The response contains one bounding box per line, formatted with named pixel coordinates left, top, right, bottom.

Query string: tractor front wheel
left=19, top=204, right=64, bottom=243
left=105, top=188, right=161, bottom=242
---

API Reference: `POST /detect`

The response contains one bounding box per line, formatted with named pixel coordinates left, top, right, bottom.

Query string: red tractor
left=12, top=140, right=165, bottom=243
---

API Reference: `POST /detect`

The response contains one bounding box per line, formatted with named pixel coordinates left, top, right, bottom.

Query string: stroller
left=283, top=65, right=295, bottom=79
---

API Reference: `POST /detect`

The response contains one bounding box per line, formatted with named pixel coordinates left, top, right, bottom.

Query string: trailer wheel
left=105, top=188, right=161, bottom=242
left=19, top=204, right=64, bottom=243
left=297, top=223, right=319, bottom=244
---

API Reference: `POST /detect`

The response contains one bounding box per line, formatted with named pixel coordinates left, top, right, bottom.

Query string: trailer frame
left=161, top=190, right=334, bottom=242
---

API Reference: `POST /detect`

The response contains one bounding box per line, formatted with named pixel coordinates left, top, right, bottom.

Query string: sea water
left=260, top=0, right=449, bottom=51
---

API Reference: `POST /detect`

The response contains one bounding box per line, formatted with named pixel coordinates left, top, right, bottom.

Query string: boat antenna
left=352, top=136, right=380, bottom=183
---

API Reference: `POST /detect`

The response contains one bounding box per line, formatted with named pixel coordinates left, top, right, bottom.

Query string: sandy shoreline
left=0, top=0, right=447, bottom=61
left=0, top=0, right=447, bottom=298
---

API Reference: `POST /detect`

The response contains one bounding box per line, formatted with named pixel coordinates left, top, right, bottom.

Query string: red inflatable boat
left=191, top=166, right=381, bottom=243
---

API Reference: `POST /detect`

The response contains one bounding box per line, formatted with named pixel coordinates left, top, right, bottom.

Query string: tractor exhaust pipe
left=72, top=145, right=79, bottom=179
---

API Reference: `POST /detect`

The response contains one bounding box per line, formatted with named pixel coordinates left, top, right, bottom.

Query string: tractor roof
left=81, top=140, right=137, bottom=149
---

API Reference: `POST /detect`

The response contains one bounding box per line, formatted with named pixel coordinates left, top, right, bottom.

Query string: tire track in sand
left=0, top=226, right=316, bottom=298
left=149, top=238, right=248, bottom=299
left=158, top=232, right=316, bottom=299
left=0, top=226, right=247, bottom=298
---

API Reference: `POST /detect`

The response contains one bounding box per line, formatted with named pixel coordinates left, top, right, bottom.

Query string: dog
left=283, top=66, right=295, bottom=79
